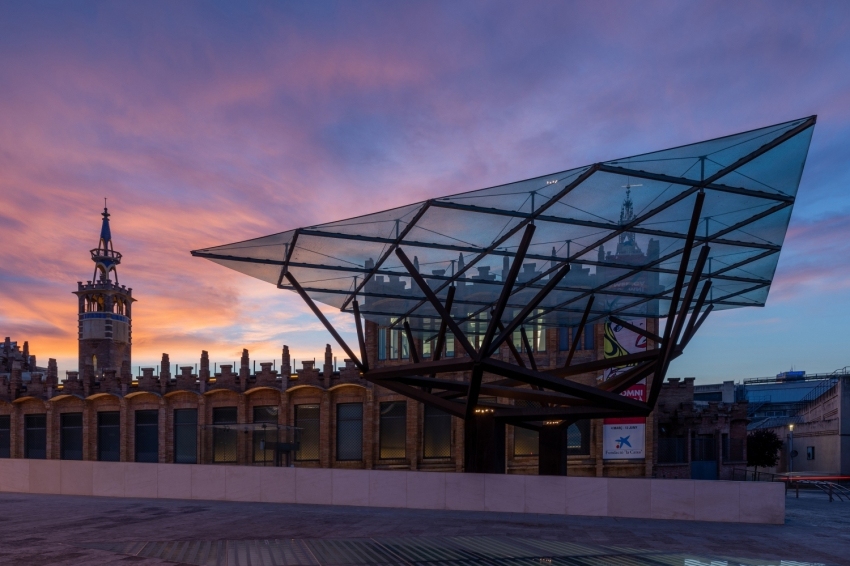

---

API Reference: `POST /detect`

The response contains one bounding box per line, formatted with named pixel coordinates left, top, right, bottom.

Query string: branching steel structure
left=192, top=117, right=815, bottom=468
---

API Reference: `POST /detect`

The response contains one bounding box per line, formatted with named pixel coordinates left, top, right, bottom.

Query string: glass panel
left=423, top=405, right=452, bottom=458
left=252, top=406, right=278, bottom=464
left=0, top=415, right=10, bottom=458
left=135, top=410, right=159, bottom=463
left=336, top=403, right=363, bottom=461
left=196, top=119, right=813, bottom=336
left=60, top=412, right=83, bottom=460
left=174, top=409, right=197, bottom=464
left=97, top=411, right=120, bottom=462
left=24, top=414, right=47, bottom=459
left=295, top=405, right=320, bottom=461
left=212, top=407, right=237, bottom=464
left=513, top=426, right=538, bottom=457
left=379, top=401, right=407, bottom=459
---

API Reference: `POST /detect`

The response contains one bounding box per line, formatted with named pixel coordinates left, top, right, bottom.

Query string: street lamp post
left=789, top=423, right=795, bottom=474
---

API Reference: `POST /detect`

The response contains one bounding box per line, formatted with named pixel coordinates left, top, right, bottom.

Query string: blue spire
left=100, top=207, right=112, bottom=245
left=90, top=205, right=121, bottom=283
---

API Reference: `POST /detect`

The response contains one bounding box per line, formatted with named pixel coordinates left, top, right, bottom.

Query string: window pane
left=378, top=328, right=387, bottom=360
left=135, top=410, right=159, bottom=463
left=423, top=405, right=451, bottom=458
left=400, top=331, right=409, bottom=359
left=422, top=319, right=432, bottom=358
left=559, top=327, right=570, bottom=351
left=60, top=412, right=83, bottom=460
left=295, top=404, right=320, bottom=461
left=583, top=324, right=594, bottom=350
left=379, top=401, right=407, bottom=459
left=24, top=414, right=47, bottom=459
left=212, top=406, right=237, bottom=463
left=389, top=329, right=399, bottom=359
left=0, top=415, right=10, bottom=458
left=174, top=409, right=197, bottom=464
left=513, top=426, right=538, bottom=456
left=445, top=336, right=454, bottom=358
left=536, top=318, right=546, bottom=352
left=252, top=406, right=278, bottom=464
left=97, top=411, right=120, bottom=462
left=336, top=403, right=363, bottom=461
left=567, top=420, right=590, bottom=455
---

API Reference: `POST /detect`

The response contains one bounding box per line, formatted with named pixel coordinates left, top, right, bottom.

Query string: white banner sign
left=603, top=423, right=646, bottom=460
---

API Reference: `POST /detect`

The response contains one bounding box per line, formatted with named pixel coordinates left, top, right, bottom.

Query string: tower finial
left=91, top=204, right=121, bottom=283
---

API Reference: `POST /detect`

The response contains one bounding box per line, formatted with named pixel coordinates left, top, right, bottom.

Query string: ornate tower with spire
left=73, top=206, right=135, bottom=378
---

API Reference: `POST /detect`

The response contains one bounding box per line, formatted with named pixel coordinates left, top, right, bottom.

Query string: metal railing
left=201, top=424, right=300, bottom=467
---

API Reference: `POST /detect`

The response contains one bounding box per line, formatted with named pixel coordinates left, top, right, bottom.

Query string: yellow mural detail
left=603, top=322, right=629, bottom=361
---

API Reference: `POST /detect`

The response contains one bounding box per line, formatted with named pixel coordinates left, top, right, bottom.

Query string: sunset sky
left=1, top=2, right=849, bottom=382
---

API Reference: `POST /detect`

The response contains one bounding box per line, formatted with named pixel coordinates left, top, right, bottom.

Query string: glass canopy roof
left=193, top=117, right=815, bottom=338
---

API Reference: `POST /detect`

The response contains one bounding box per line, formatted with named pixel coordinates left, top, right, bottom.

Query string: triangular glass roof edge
left=603, top=116, right=814, bottom=166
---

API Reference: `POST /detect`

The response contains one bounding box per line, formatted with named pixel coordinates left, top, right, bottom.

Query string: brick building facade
left=0, top=207, right=747, bottom=477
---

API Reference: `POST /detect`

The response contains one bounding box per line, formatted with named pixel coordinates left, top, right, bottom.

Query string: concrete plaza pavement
left=0, top=490, right=846, bottom=565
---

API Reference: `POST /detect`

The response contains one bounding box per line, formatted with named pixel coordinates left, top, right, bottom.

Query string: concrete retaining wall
left=0, top=459, right=784, bottom=524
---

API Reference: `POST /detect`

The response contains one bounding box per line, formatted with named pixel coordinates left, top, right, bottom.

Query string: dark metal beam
left=648, top=191, right=705, bottom=407
left=682, top=279, right=712, bottom=346
left=387, top=165, right=601, bottom=331
left=284, top=272, right=363, bottom=370
left=456, top=118, right=816, bottom=330
left=548, top=348, right=663, bottom=379
left=396, top=247, right=478, bottom=358
left=432, top=286, right=455, bottom=363
left=391, top=376, right=589, bottom=405
left=340, top=202, right=432, bottom=311
left=366, top=357, right=474, bottom=380
left=519, top=326, right=538, bottom=373
left=485, top=263, right=571, bottom=357
left=352, top=300, right=369, bottom=371
left=480, top=224, right=536, bottom=355
left=403, top=319, right=420, bottom=364
left=596, top=164, right=794, bottom=203
left=275, top=230, right=300, bottom=286
left=681, top=305, right=713, bottom=348
left=609, top=316, right=663, bottom=345
left=497, top=406, right=650, bottom=420
left=370, top=378, right=466, bottom=418
left=495, top=320, right=526, bottom=368
left=426, top=202, right=779, bottom=251
left=565, top=295, right=594, bottom=367
left=670, top=245, right=711, bottom=350
left=482, top=358, right=650, bottom=411
left=600, top=361, right=658, bottom=395
left=464, top=364, right=485, bottom=421
left=199, top=251, right=770, bottom=294
left=709, top=202, right=792, bottom=243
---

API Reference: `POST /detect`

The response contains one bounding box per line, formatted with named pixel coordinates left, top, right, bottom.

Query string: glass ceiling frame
left=193, top=116, right=814, bottom=337
left=191, top=116, right=815, bottom=434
